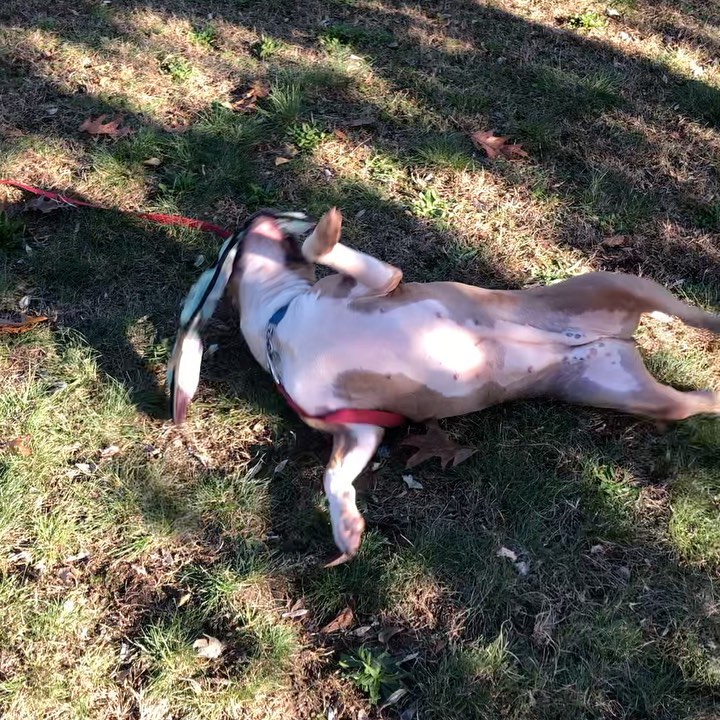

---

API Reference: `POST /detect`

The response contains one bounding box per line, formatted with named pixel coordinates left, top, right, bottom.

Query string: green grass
left=159, top=54, right=194, bottom=83
left=1, top=0, right=719, bottom=716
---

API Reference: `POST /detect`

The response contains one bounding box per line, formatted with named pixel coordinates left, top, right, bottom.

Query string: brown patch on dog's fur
left=314, top=274, right=358, bottom=299
left=328, top=428, right=359, bottom=469
left=282, top=233, right=315, bottom=282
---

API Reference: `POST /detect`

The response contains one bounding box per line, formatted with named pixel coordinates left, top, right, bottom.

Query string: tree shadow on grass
left=1, top=0, right=720, bottom=716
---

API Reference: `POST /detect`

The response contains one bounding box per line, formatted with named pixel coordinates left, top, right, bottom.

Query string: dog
left=169, top=208, right=720, bottom=564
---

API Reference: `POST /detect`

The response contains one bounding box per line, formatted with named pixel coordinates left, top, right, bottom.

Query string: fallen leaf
left=282, top=607, right=309, bottom=619
left=398, top=651, right=420, bottom=664
left=274, top=156, right=292, bottom=166
left=352, top=625, right=374, bottom=637
left=401, top=421, right=476, bottom=469
left=273, top=459, right=289, bottom=475
left=58, top=566, right=78, bottom=584
left=432, top=637, right=447, bottom=653
left=100, top=445, right=120, bottom=459
left=402, top=474, right=423, bottom=490
left=230, top=79, right=270, bottom=113
left=380, top=688, right=408, bottom=709
left=320, top=607, right=354, bottom=634
left=64, top=551, right=89, bottom=563
left=74, top=462, right=94, bottom=475
left=497, top=546, right=518, bottom=562
left=26, top=196, right=64, bottom=213
left=79, top=114, right=133, bottom=138
left=8, top=550, right=32, bottom=564
left=1, top=436, right=33, bottom=456
left=516, top=560, right=530, bottom=576
left=400, top=706, right=419, bottom=720
left=378, top=626, right=402, bottom=644
left=471, top=129, right=528, bottom=161
left=177, top=592, right=191, bottom=608
left=345, top=115, right=376, bottom=128
left=0, top=315, right=48, bottom=334
left=193, top=635, right=224, bottom=659
left=143, top=157, right=162, bottom=167
left=333, top=128, right=349, bottom=141
left=602, top=234, right=627, bottom=247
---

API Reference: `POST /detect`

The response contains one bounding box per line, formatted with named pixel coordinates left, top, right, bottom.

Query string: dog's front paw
left=329, top=500, right=366, bottom=560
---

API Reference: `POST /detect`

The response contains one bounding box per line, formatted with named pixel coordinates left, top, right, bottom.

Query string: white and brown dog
left=169, top=209, right=720, bottom=563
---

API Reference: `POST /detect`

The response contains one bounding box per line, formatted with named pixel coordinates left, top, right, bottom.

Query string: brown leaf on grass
left=79, top=114, right=133, bottom=138
left=602, top=234, right=627, bottom=247
left=26, top=196, right=64, bottom=213
left=378, top=626, right=402, bottom=644
left=345, top=115, right=376, bottom=128
left=274, top=156, right=292, bottom=166
left=471, top=130, right=528, bottom=161
left=0, top=315, right=49, bottom=334
left=1, top=436, right=32, bottom=456
left=401, top=421, right=476, bottom=469
left=230, top=80, right=270, bottom=112
left=320, top=607, right=354, bottom=634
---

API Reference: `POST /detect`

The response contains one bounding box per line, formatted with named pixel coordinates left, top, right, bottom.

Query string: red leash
left=2, top=179, right=406, bottom=428
left=0, top=179, right=232, bottom=238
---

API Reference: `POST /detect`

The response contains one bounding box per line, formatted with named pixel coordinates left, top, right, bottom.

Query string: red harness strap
left=276, top=383, right=407, bottom=428
left=2, top=179, right=408, bottom=428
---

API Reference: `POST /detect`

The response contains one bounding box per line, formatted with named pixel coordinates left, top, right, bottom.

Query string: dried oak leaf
left=26, top=196, right=64, bottom=213
left=79, top=114, right=133, bottom=138
left=320, top=607, right=354, bottom=634
left=401, top=421, right=476, bottom=469
left=1, top=436, right=33, bottom=456
left=602, top=234, right=627, bottom=247
left=0, top=315, right=49, bottom=334
left=230, top=80, right=270, bottom=112
left=471, top=130, right=528, bottom=161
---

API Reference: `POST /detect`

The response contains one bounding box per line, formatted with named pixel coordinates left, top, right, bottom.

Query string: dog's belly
left=279, top=296, right=571, bottom=420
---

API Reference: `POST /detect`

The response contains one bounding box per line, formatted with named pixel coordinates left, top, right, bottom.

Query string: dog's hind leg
left=303, top=208, right=402, bottom=296
left=323, top=423, right=384, bottom=565
left=552, top=339, right=719, bottom=420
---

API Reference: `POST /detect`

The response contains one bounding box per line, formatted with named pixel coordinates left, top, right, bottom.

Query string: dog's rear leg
left=323, top=423, right=384, bottom=565
left=303, top=208, right=402, bottom=296
left=556, top=339, right=719, bottom=420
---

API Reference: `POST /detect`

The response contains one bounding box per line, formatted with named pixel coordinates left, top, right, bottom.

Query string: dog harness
left=265, top=304, right=406, bottom=427
left=170, top=209, right=406, bottom=428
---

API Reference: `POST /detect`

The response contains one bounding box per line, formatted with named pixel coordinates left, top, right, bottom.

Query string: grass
left=1, top=0, right=719, bottom=717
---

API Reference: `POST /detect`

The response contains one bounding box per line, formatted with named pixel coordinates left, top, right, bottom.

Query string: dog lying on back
left=170, top=209, right=720, bottom=564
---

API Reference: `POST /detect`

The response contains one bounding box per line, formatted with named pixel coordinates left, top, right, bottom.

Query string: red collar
left=275, top=384, right=407, bottom=427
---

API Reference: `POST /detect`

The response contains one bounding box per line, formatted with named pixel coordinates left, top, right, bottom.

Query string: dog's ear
left=303, top=207, right=342, bottom=261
